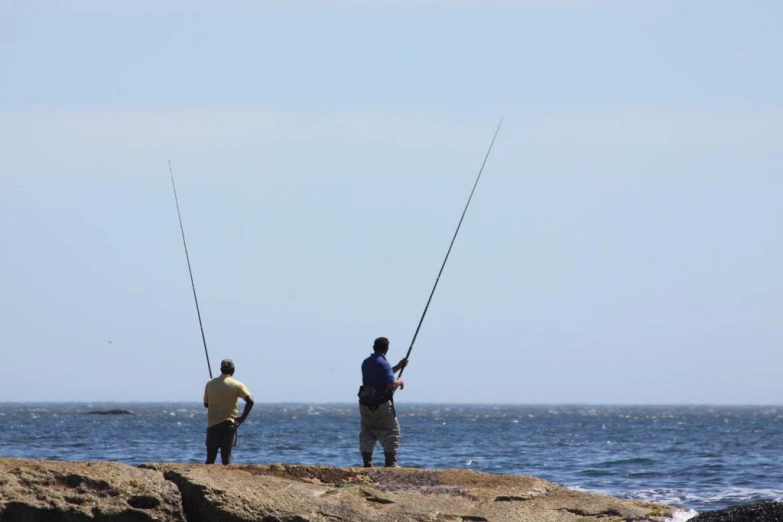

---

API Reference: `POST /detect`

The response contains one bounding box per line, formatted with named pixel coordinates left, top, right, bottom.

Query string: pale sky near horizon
left=1, top=1, right=781, bottom=404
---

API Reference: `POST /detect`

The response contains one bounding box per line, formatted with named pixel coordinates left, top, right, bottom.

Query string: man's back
left=204, top=375, right=250, bottom=427
left=362, top=353, right=393, bottom=391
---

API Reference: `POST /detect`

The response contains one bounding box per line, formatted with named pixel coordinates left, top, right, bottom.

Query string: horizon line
left=1, top=401, right=781, bottom=407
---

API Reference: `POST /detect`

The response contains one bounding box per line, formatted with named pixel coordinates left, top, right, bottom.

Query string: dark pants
left=206, top=421, right=237, bottom=465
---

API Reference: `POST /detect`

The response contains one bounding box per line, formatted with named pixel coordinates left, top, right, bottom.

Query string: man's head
left=373, top=337, right=390, bottom=354
left=220, top=358, right=235, bottom=376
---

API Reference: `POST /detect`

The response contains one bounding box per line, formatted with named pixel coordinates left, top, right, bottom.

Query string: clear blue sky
left=1, top=1, right=781, bottom=403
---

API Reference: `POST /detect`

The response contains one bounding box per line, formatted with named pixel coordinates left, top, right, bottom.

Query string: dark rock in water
left=86, top=409, right=134, bottom=415
left=691, top=501, right=783, bottom=521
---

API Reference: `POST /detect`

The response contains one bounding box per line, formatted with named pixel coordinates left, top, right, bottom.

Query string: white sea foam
left=570, top=484, right=782, bottom=521
left=666, top=509, right=698, bottom=522
left=631, top=486, right=783, bottom=516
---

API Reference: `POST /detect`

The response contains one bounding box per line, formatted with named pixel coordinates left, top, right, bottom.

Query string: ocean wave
left=631, top=486, right=783, bottom=511
left=594, top=457, right=658, bottom=467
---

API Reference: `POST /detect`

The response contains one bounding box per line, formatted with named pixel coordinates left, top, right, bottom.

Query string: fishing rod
left=168, top=160, right=213, bottom=379
left=398, top=119, right=503, bottom=379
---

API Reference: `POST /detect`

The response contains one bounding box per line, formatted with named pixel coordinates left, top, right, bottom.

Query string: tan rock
left=0, top=457, right=184, bottom=521
left=149, top=462, right=677, bottom=522
left=1, top=458, right=679, bottom=522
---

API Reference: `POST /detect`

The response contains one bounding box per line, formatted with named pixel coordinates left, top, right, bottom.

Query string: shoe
left=384, top=452, right=398, bottom=468
left=361, top=452, right=373, bottom=468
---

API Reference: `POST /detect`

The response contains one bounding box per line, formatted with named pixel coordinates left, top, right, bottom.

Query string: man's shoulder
left=363, top=353, right=382, bottom=364
left=227, top=377, right=251, bottom=392
left=206, top=376, right=243, bottom=387
left=363, top=353, right=390, bottom=369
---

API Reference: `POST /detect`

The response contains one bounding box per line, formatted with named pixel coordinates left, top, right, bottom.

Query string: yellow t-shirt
left=204, top=375, right=252, bottom=427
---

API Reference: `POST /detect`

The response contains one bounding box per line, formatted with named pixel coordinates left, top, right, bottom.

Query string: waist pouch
left=358, top=385, right=390, bottom=407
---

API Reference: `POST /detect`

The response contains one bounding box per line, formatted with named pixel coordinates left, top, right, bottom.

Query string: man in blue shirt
left=358, top=336, right=408, bottom=467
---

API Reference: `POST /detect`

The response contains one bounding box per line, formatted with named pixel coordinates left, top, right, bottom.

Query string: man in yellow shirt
left=203, top=358, right=254, bottom=464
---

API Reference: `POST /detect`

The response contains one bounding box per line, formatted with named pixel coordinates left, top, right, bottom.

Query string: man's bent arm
left=392, top=358, right=408, bottom=373
left=236, top=396, right=254, bottom=424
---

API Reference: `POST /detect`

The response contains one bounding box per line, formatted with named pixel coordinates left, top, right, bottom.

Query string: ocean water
left=1, top=403, right=782, bottom=516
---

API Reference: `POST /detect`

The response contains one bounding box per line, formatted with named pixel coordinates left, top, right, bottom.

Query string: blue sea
left=2, top=403, right=782, bottom=517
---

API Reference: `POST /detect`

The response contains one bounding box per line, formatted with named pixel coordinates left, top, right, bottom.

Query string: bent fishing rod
left=398, top=119, right=503, bottom=379
left=168, top=160, right=213, bottom=379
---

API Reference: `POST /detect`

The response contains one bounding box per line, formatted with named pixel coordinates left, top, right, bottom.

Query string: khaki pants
left=359, top=401, right=400, bottom=453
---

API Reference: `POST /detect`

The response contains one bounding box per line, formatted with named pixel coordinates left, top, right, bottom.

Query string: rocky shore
left=1, top=457, right=779, bottom=521
left=0, top=457, right=705, bottom=521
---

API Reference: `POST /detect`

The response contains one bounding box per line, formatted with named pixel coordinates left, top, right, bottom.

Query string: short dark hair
left=373, top=337, right=389, bottom=352
left=220, top=359, right=235, bottom=375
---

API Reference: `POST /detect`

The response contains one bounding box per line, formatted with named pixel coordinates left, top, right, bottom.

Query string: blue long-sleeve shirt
left=362, top=353, right=395, bottom=396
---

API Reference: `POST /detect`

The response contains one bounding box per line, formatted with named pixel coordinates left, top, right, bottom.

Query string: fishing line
left=168, top=160, right=213, bottom=379
left=398, top=119, right=503, bottom=378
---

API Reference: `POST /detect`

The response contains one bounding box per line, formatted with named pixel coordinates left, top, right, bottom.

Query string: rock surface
left=85, top=410, right=134, bottom=415
left=1, top=457, right=681, bottom=521
left=0, top=458, right=184, bottom=521
left=690, top=500, right=783, bottom=522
